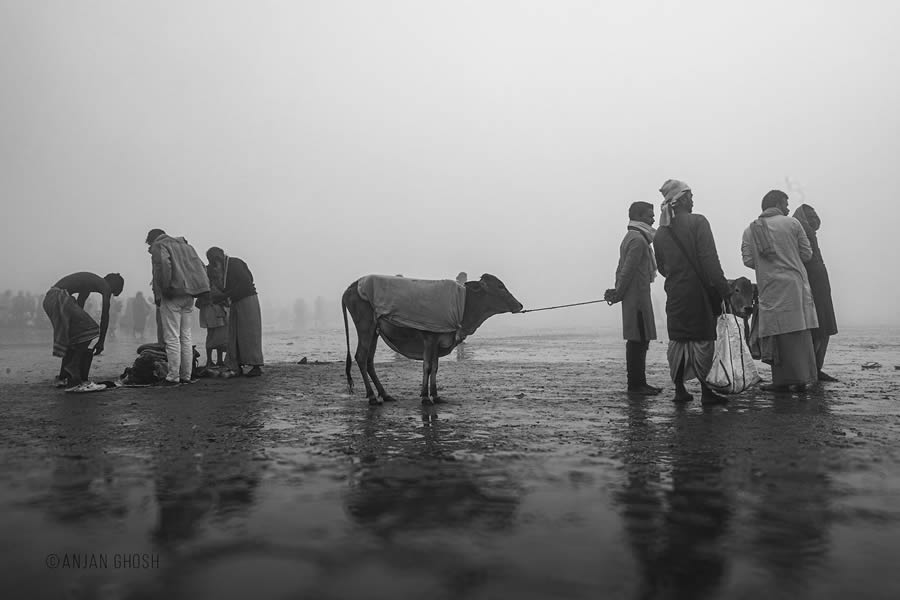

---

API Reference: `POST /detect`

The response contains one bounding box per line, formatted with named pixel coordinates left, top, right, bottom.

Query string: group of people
left=42, top=229, right=265, bottom=390
left=608, top=179, right=837, bottom=403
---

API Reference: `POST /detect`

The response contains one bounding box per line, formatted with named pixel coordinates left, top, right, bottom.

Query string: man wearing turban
left=653, top=180, right=732, bottom=404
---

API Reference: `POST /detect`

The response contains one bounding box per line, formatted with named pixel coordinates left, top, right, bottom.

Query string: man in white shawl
left=741, top=190, right=818, bottom=392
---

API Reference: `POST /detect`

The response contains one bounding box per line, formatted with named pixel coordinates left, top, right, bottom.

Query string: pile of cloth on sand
left=119, top=343, right=201, bottom=386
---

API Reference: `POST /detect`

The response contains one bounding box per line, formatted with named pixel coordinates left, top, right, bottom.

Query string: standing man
left=147, top=228, right=210, bottom=386
left=742, top=191, right=818, bottom=392
left=605, top=201, right=661, bottom=395
left=44, top=272, right=125, bottom=388
left=653, top=180, right=732, bottom=405
left=207, top=247, right=264, bottom=377
left=792, top=204, right=838, bottom=382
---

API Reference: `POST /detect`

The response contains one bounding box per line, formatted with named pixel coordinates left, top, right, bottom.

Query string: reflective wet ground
left=2, top=331, right=900, bottom=599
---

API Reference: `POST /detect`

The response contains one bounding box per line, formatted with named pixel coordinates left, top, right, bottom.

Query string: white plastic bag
left=706, top=312, right=761, bottom=393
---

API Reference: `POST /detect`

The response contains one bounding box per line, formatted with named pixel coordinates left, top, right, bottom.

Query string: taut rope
left=519, top=299, right=610, bottom=313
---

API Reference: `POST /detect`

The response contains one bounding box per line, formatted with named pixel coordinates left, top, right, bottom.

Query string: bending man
left=44, top=272, right=124, bottom=388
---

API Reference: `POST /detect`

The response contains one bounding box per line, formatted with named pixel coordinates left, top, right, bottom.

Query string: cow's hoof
left=381, top=394, right=397, bottom=402
left=368, top=396, right=382, bottom=406
left=421, top=396, right=434, bottom=406
left=431, top=396, right=444, bottom=404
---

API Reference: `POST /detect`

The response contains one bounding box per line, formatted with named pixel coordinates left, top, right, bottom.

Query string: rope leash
left=519, top=299, right=611, bottom=313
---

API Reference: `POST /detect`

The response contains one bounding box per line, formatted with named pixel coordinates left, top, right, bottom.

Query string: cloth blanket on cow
left=357, top=275, right=466, bottom=359
left=43, top=287, right=100, bottom=357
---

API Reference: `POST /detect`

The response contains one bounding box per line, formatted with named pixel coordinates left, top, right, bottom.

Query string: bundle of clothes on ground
left=119, top=343, right=201, bottom=386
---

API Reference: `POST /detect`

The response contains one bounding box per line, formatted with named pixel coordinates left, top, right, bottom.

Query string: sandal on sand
left=65, top=382, right=107, bottom=393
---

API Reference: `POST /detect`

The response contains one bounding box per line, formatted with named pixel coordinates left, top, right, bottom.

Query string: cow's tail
left=342, top=297, right=354, bottom=395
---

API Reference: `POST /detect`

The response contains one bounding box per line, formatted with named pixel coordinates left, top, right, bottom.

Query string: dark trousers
left=57, top=341, right=94, bottom=384
left=625, top=311, right=650, bottom=388
left=626, top=340, right=650, bottom=388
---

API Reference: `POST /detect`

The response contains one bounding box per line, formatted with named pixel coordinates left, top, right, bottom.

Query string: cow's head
left=728, top=276, right=756, bottom=318
left=468, top=274, right=523, bottom=315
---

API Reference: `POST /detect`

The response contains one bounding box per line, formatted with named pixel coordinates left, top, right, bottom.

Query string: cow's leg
left=350, top=312, right=379, bottom=405
left=429, top=353, right=441, bottom=403
left=420, top=336, right=434, bottom=405
left=366, top=327, right=396, bottom=402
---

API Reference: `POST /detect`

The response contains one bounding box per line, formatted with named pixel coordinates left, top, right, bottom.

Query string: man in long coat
left=653, top=180, right=732, bottom=404
left=605, top=201, right=661, bottom=395
left=742, top=190, right=818, bottom=392
left=792, top=204, right=838, bottom=382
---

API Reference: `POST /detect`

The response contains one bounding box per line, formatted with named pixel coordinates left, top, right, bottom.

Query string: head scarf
left=658, top=179, right=691, bottom=227
left=627, top=220, right=657, bottom=282
left=792, top=204, right=820, bottom=235
left=792, top=203, right=822, bottom=261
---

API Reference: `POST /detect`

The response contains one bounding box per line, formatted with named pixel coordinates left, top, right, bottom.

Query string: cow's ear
left=469, top=280, right=486, bottom=294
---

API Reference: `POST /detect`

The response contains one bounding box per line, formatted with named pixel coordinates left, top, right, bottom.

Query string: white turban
left=658, top=179, right=691, bottom=227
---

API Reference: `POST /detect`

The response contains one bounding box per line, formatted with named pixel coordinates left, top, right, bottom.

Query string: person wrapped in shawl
left=792, top=204, right=838, bottom=381
left=207, top=247, right=264, bottom=378
left=604, top=201, right=662, bottom=396
left=653, top=179, right=732, bottom=405
left=195, top=261, right=229, bottom=367
left=741, top=190, right=819, bottom=392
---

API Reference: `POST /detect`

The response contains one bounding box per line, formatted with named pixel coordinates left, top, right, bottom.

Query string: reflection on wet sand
left=146, top=402, right=264, bottom=549
left=616, top=399, right=733, bottom=600
left=36, top=402, right=130, bottom=523
left=344, top=407, right=519, bottom=539
left=616, top=394, right=835, bottom=599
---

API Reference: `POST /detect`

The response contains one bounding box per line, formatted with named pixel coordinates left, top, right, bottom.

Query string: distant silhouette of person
left=455, top=272, right=467, bottom=285
left=108, top=297, right=122, bottom=339
left=292, top=298, right=308, bottom=331
left=131, top=291, right=152, bottom=340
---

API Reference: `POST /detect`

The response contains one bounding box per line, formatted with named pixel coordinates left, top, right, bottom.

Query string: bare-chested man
left=43, top=272, right=124, bottom=387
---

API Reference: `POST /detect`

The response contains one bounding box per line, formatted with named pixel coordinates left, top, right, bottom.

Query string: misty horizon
left=2, top=1, right=898, bottom=331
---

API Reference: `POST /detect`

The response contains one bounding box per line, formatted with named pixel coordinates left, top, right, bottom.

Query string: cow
left=342, top=273, right=523, bottom=406
left=725, top=276, right=758, bottom=350
left=726, top=276, right=756, bottom=319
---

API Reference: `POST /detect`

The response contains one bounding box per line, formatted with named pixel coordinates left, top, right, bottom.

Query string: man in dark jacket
left=605, top=201, right=661, bottom=395
left=792, top=204, right=838, bottom=382
left=653, top=180, right=732, bottom=405
left=207, top=247, right=264, bottom=377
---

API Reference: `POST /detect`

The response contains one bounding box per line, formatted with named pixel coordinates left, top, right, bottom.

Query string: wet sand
left=2, top=333, right=900, bottom=599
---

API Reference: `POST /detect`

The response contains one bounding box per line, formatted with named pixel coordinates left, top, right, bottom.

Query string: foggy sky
left=2, top=0, right=898, bottom=331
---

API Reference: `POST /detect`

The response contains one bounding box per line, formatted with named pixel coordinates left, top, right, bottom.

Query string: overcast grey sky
left=2, top=0, right=898, bottom=330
